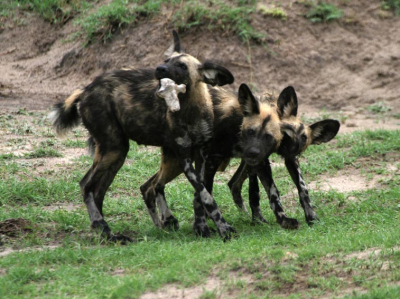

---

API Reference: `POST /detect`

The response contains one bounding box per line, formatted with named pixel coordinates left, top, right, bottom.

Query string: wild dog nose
left=155, top=65, right=168, bottom=79
left=245, top=147, right=261, bottom=159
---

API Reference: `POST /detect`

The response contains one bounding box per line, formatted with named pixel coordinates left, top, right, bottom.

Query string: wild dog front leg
left=192, top=153, right=223, bottom=238
left=255, top=159, right=299, bottom=229
left=180, top=156, right=236, bottom=241
left=285, top=157, right=319, bottom=224
left=247, top=170, right=268, bottom=224
left=192, top=147, right=212, bottom=237
left=227, top=160, right=250, bottom=213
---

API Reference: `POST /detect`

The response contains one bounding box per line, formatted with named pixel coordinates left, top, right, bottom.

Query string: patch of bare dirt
left=305, top=161, right=399, bottom=194
left=140, top=270, right=254, bottom=299
left=42, top=202, right=81, bottom=212
left=0, top=1, right=399, bottom=124
left=308, top=168, right=380, bottom=193
left=139, top=245, right=400, bottom=299
left=325, top=246, right=400, bottom=263
left=0, top=218, right=32, bottom=237
left=0, top=245, right=59, bottom=258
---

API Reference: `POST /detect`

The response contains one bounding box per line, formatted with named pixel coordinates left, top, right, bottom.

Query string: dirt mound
left=0, top=0, right=399, bottom=120
left=0, top=218, right=32, bottom=237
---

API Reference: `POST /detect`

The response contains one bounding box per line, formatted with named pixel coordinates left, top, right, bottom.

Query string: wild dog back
left=50, top=31, right=235, bottom=242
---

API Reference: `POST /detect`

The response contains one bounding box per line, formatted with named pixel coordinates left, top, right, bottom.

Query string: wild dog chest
left=157, top=78, right=214, bottom=149
left=167, top=110, right=214, bottom=149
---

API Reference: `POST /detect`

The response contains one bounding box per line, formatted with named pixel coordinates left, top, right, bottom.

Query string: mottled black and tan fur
left=140, top=84, right=298, bottom=236
left=228, top=86, right=340, bottom=227
left=49, top=31, right=235, bottom=242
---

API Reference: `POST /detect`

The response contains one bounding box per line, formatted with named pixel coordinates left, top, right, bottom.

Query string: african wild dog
left=140, top=84, right=300, bottom=235
left=228, top=86, right=340, bottom=227
left=49, top=31, right=236, bottom=242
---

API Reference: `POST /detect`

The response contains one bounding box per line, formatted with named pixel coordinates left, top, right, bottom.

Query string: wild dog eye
left=178, top=63, right=187, bottom=70
left=301, top=134, right=307, bottom=142
left=247, top=129, right=256, bottom=136
left=264, top=134, right=273, bottom=141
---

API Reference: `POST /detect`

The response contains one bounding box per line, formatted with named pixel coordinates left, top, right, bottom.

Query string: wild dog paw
left=251, top=216, right=269, bottom=225
left=162, top=215, right=180, bottom=231
left=106, top=233, right=133, bottom=245
left=91, top=219, right=112, bottom=237
left=279, top=217, right=300, bottom=230
left=251, top=212, right=269, bottom=225
left=220, top=225, right=238, bottom=242
left=305, top=212, right=319, bottom=225
left=193, top=222, right=213, bottom=238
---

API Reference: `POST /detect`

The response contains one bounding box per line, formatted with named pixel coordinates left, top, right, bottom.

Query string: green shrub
left=172, top=0, right=264, bottom=42
left=306, top=2, right=343, bottom=22
left=15, top=0, right=85, bottom=23
left=382, top=0, right=400, bottom=15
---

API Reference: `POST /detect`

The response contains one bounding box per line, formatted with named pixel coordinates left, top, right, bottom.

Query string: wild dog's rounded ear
left=310, top=119, right=340, bottom=145
left=277, top=86, right=298, bottom=119
left=200, top=61, right=234, bottom=86
left=165, top=30, right=184, bottom=57
left=238, top=84, right=260, bottom=116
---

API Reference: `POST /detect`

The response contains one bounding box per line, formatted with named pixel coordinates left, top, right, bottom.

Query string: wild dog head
left=275, top=86, right=340, bottom=158
left=155, top=31, right=234, bottom=90
left=238, top=84, right=282, bottom=166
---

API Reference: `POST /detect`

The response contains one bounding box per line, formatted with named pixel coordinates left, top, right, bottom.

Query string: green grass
left=306, top=1, right=343, bottom=23
left=75, top=0, right=168, bottom=44
left=2, top=0, right=88, bottom=23
left=258, top=4, right=287, bottom=20
left=2, top=0, right=264, bottom=44
left=367, top=101, right=392, bottom=114
left=382, top=0, right=400, bottom=15
left=0, top=111, right=399, bottom=298
left=171, top=0, right=265, bottom=43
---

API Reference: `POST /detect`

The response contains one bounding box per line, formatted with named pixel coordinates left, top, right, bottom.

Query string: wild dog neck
left=179, top=81, right=213, bottom=111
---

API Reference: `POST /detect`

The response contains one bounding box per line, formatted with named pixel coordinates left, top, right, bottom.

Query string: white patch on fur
left=47, top=109, right=59, bottom=125
left=270, top=184, right=278, bottom=196
left=203, top=69, right=218, bottom=81
left=156, top=193, right=171, bottom=218
left=47, top=109, right=69, bottom=137
left=175, top=134, right=192, bottom=147
left=200, top=189, right=214, bottom=205
left=85, top=192, right=103, bottom=222
left=186, top=170, right=197, bottom=182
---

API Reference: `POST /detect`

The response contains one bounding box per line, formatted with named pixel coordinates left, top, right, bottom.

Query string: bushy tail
left=48, top=89, right=84, bottom=136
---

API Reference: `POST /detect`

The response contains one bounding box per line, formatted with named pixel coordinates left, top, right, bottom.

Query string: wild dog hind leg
left=227, top=159, right=250, bottom=213
left=80, top=138, right=131, bottom=242
left=140, top=148, right=182, bottom=230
